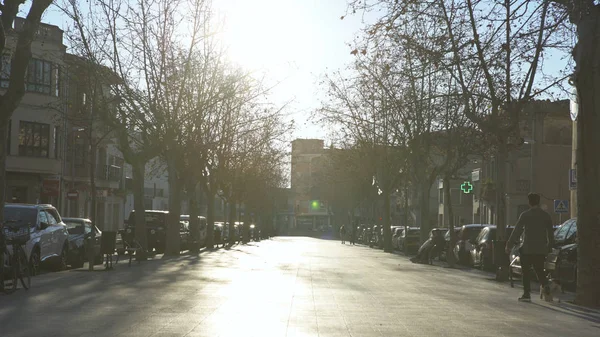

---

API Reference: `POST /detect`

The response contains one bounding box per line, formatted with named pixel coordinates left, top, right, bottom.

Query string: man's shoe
left=518, top=295, right=531, bottom=302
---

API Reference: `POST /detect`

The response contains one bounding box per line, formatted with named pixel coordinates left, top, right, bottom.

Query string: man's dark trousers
left=520, top=250, right=548, bottom=295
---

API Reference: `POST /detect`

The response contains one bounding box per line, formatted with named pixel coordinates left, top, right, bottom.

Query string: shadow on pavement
left=531, top=301, right=600, bottom=324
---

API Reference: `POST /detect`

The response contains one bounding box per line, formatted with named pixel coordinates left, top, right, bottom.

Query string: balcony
left=6, top=155, right=61, bottom=175
left=97, top=164, right=122, bottom=182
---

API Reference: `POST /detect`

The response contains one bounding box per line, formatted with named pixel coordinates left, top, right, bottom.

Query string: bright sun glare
left=217, top=0, right=317, bottom=72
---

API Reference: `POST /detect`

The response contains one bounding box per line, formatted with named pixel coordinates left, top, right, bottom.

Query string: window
left=84, top=223, right=92, bottom=235
left=46, top=209, right=61, bottom=223
left=53, top=126, right=59, bottom=158
left=554, top=220, right=572, bottom=242
left=1, top=54, right=10, bottom=88
left=27, top=58, right=52, bottom=94
left=54, top=65, right=61, bottom=97
left=18, top=121, right=50, bottom=157
left=517, top=205, right=529, bottom=217
left=44, top=210, right=58, bottom=225
left=566, top=220, right=577, bottom=241
left=37, top=210, right=48, bottom=225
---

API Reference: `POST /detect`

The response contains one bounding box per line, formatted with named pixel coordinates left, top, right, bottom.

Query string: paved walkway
left=1, top=237, right=599, bottom=337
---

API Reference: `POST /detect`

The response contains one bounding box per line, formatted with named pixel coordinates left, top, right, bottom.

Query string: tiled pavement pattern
left=1, top=237, right=599, bottom=337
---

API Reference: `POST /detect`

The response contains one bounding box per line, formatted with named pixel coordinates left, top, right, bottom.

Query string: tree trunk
left=444, top=174, right=457, bottom=267
left=495, top=140, right=509, bottom=281
left=574, top=9, right=600, bottom=307
left=132, top=161, right=148, bottom=260
left=0, top=121, right=8, bottom=289
left=88, top=141, right=97, bottom=271
left=228, top=200, right=237, bottom=246
left=188, top=182, right=200, bottom=253
left=205, top=190, right=214, bottom=249
left=419, top=181, right=432, bottom=244
left=243, top=209, right=251, bottom=243
left=383, top=191, right=393, bottom=252
left=166, top=162, right=181, bottom=255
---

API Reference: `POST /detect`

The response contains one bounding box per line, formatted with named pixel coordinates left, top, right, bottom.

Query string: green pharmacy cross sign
left=461, top=181, right=473, bottom=194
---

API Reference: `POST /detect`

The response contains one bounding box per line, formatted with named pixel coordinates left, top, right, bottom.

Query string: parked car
left=510, top=224, right=561, bottom=277
left=454, top=224, right=489, bottom=266
left=440, top=227, right=461, bottom=262
left=63, top=218, right=103, bottom=268
left=546, top=218, right=578, bottom=285
left=398, top=227, right=421, bottom=254
left=3, top=203, right=69, bottom=275
left=413, top=228, right=448, bottom=263
left=392, top=227, right=404, bottom=250
left=469, top=225, right=514, bottom=271
left=180, top=215, right=208, bottom=247
left=121, top=210, right=169, bottom=253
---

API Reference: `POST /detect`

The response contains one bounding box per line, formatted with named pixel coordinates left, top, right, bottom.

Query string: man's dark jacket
left=508, top=206, right=555, bottom=255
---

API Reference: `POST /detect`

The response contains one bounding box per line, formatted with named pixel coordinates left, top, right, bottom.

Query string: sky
left=40, top=0, right=377, bottom=144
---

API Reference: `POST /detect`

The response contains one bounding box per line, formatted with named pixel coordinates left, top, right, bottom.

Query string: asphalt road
left=1, top=237, right=599, bottom=337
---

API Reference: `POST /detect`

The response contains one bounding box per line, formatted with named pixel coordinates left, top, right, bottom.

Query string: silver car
left=4, top=204, right=69, bottom=275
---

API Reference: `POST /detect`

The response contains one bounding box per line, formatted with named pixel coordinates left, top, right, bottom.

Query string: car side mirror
left=39, top=222, right=49, bottom=230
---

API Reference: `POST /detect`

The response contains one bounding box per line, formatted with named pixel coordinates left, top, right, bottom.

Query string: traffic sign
left=569, top=169, right=577, bottom=190
left=461, top=181, right=473, bottom=194
left=554, top=199, right=569, bottom=214
left=67, top=190, right=79, bottom=199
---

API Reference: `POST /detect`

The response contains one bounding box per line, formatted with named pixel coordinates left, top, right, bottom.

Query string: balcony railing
left=97, top=164, right=122, bottom=182
left=64, top=163, right=122, bottom=182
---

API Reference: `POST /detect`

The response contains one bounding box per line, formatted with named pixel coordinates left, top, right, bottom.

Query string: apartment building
left=471, top=100, right=572, bottom=226
left=290, top=139, right=332, bottom=232
left=4, top=19, right=66, bottom=206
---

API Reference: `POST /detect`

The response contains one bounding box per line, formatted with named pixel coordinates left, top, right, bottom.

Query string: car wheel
left=72, top=249, right=85, bottom=268
left=480, top=252, right=489, bottom=271
left=55, top=245, right=68, bottom=271
left=29, top=247, right=41, bottom=276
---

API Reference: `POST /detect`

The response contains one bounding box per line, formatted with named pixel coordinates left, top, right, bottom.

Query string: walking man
left=340, top=225, right=346, bottom=244
left=506, top=193, right=555, bottom=302
left=350, top=223, right=356, bottom=245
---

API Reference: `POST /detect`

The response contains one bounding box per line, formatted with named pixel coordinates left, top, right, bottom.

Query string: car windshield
left=129, top=212, right=166, bottom=226
left=465, top=227, right=484, bottom=241
left=65, top=221, right=85, bottom=234
left=407, top=229, right=420, bottom=236
left=4, top=207, right=37, bottom=226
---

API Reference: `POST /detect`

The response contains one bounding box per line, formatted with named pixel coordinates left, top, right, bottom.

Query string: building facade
left=290, top=139, right=332, bottom=233
left=471, top=100, right=572, bottom=226
left=4, top=19, right=66, bottom=207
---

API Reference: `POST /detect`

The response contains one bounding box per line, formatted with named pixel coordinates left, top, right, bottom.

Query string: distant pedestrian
left=340, top=225, right=347, bottom=244
left=350, top=223, right=356, bottom=245
left=506, top=193, right=555, bottom=302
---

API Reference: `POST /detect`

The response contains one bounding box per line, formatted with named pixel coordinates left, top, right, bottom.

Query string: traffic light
left=311, top=200, right=320, bottom=210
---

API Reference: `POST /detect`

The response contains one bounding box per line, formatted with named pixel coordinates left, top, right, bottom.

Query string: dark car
left=413, top=228, right=448, bottom=263
left=470, top=225, right=514, bottom=271
left=63, top=218, right=102, bottom=268
left=454, top=224, right=489, bottom=266
left=398, top=227, right=421, bottom=254
left=121, top=210, right=169, bottom=253
left=546, top=218, right=578, bottom=285
left=440, top=227, right=461, bottom=262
